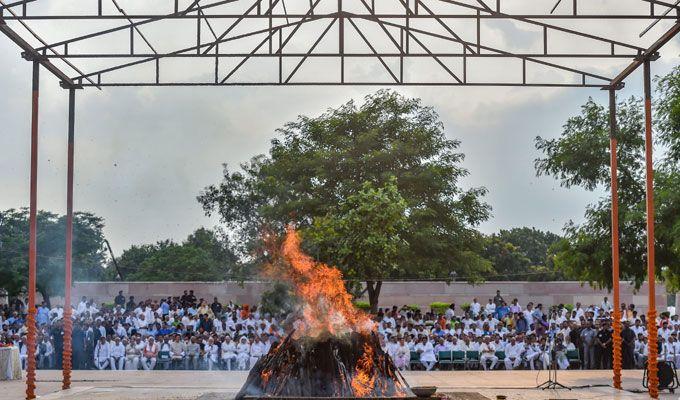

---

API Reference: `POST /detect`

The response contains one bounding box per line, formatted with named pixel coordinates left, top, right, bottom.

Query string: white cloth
left=415, top=342, right=436, bottom=362
left=0, top=347, right=22, bottom=380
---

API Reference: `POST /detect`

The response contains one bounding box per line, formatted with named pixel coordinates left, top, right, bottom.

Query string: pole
left=643, top=58, right=659, bottom=399
left=62, top=88, right=75, bottom=390
left=609, top=88, right=622, bottom=390
left=25, top=59, right=39, bottom=400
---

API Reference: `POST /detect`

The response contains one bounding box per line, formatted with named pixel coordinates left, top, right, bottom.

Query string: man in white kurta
left=479, top=337, right=498, bottom=370
left=221, top=336, right=237, bottom=370
left=94, top=337, right=111, bottom=370
left=109, top=337, right=126, bottom=370
left=503, top=337, right=523, bottom=370
left=415, top=337, right=436, bottom=371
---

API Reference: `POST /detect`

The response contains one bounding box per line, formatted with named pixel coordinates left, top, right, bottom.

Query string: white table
left=0, top=347, right=22, bottom=380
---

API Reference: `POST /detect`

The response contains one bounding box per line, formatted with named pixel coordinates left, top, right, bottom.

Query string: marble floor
left=0, top=369, right=670, bottom=400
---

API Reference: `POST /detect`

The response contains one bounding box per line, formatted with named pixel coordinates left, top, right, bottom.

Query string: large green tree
left=0, top=208, right=107, bottom=305
left=304, top=179, right=409, bottom=312
left=198, top=90, right=492, bottom=304
left=112, top=227, right=239, bottom=281
left=534, top=66, right=680, bottom=289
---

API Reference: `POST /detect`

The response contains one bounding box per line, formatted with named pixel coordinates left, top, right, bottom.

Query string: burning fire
left=352, top=342, right=377, bottom=397
left=280, top=226, right=374, bottom=338
left=241, top=227, right=411, bottom=399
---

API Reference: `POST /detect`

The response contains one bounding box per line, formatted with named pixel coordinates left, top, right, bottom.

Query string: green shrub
left=406, top=304, right=421, bottom=312
left=354, top=301, right=371, bottom=311
left=461, top=302, right=471, bottom=312
left=430, top=302, right=449, bottom=314
left=563, top=303, right=574, bottom=313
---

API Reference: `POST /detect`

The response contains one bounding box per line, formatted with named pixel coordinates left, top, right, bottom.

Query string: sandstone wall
left=62, top=281, right=669, bottom=312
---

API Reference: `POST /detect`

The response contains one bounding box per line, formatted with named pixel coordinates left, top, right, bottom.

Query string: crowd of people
left=1, top=289, right=677, bottom=372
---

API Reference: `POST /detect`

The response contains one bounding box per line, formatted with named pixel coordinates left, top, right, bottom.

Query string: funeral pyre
left=235, top=227, right=413, bottom=399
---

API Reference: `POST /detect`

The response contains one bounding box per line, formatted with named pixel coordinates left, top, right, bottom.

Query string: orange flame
left=351, top=342, right=377, bottom=397
left=279, top=226, right=374, bottom=338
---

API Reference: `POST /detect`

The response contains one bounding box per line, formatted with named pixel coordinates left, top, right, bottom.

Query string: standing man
left=621, top=321, right=636, bottom=369
left=493, top=290, right=504, bottom=308
left=580, top=320, right=596, bottom=369
left=72, top=322, right=86, bottom=369
left=114, top=291, right=126, bottom=308
left=596, top=320, right=613, bottom=369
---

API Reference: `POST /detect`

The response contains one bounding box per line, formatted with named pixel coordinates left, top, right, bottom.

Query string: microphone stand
left=536, top=332, right=572, bottom=390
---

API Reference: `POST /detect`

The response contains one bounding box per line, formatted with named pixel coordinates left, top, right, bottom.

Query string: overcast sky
left=0, top=0, right=678, bottom=254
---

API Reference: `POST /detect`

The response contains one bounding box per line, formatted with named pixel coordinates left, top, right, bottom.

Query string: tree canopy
left=198, top=90, right=492, bottom=305
left=304, top=179, right=410, bottom=311
left=483, top=227, right=563, bottom=281
left=0, top=208, right=107, bottom=305
left=534, top=66, right=680, bottom=289
left=111, top=227, right=239, bottom=281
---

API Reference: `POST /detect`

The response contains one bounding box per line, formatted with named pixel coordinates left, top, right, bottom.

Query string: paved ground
left=0, top=369, right=671, bottom=399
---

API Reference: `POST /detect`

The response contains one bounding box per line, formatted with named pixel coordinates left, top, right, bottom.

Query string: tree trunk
left=366, top=280, right=382, bottom=314
left=37, top=284, right=51, bottom=309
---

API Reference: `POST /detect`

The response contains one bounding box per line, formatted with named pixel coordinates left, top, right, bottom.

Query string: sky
left=0, top=0, right=679, bottom=255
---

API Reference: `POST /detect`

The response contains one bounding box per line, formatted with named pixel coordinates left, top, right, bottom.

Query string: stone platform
left=0, top=370, right=670, bottom=400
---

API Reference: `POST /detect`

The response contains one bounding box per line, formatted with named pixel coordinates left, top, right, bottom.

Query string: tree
left=198, top=90, right=492, bottom=305
left=0, top=208, right=107, bottom=305
left=304, top=179, right=409, bottom=312
left=127, top=242, right=224, bottom=281
left=482, top=228, right=563, bottom=281
left=495, top=227, right=562, bottom=267
left=112, top=227, right=238, bottom=281
left=534, top=66, right=680, bottom=289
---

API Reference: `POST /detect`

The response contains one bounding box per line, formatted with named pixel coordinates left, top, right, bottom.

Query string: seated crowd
left=0, top=289, right=677, bottom=372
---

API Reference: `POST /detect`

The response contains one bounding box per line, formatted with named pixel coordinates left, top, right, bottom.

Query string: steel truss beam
left=0, top=0, right=678, bottom=88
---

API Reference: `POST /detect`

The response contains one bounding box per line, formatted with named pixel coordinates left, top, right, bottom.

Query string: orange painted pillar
left=25, top=60, right=39, bottom=400
left=609, top=89, right=622, bottom=390
left=643, top=59, right=659, bottom=399
left=62, top=88, right=75, bottom=390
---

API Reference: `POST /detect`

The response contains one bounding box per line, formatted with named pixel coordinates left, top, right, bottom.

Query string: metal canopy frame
left=0, top=0, right=677, bottom=88
left=1, top=1, right=679, bottom=399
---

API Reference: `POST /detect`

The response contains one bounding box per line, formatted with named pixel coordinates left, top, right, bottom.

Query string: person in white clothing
left=484, top=300, right=496, bottom=317
left=471, top=298, right=482, bottom=317
left=524, top=338, right=548, bottom=370
left=555, top=335, right=575, bottom=370
left=125, top=337, right=142, bottom=370
left=221, top=336, right=237, bottom=370
left=141, top=337, right=159, bottom=370
left=37, top=337, right=54, bottom=369
left=479, top=337, right=498, bottom=370
left=108, top=337, right=126, bottom=370
left=503, top=337, right=523, bottom=370
left=204, top=337, right=219, bottom=370
left=392, top=337, right=410, bottom=371
left=236, top=336, right=251, bottom=370
left=249, top=336, right=266, bottom=369
left=94, top=337, right=111, bottom=370
left=415, top=336, right=436, bottom=371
